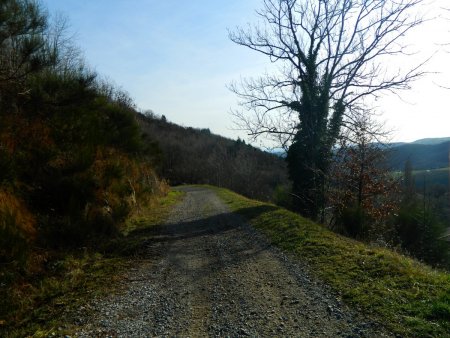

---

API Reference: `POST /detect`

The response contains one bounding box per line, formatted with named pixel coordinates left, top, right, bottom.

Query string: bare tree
left=45, top=13, right=84, bottom=74
left=229, top=0, right=426, bottom=219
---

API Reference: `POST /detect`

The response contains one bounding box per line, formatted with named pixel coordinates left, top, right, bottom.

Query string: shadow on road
left=101, top=205, right=278, bottom=269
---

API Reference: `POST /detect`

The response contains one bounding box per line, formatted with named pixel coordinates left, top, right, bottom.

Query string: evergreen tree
left=0, top=0, right=53, bottom=110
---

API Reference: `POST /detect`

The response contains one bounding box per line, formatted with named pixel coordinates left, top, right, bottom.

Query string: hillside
left=136, top=113, right=289, bottom=202
left=1, top=2, right=448, bottom=336
left=412, top=137, right=450, bottom=145
left=387, top=141, right=450, bottom=170
left=271, top=138, right=450, bottom=172
left=5, top=185, right=448, bottom=337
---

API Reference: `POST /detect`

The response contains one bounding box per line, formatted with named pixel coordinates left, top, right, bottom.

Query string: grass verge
left=0, top=189, right=184, bottom=337
left=214, top=186, right=450, bottom=338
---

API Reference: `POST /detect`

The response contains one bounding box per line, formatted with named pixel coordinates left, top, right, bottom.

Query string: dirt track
left=75, top=186, right=389, bottom=337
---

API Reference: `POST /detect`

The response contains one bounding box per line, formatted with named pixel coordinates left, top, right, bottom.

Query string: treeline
left=137, top=112, right=289, bottom=202
left=0, top=0, right=165, bottom=265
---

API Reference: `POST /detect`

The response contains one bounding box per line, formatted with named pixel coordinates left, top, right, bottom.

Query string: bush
left=86, top=207, right=117, bottom=238
left=99, top=101, right=143, bottom=153
left=273, top=184, right=292, bottom=209
left=0, top=148, right=14, bottom=183
left=0, top=191, right=36, bottom=264
left=336, top=204, right=366, bottom=239
left=0, top=0, right=168, bottom=256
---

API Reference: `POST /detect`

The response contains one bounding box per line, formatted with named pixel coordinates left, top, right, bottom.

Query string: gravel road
left=74, top=186, right=390, bottom=337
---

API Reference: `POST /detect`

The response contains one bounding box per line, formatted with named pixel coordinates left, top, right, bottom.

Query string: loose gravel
left=73, top=186, right=391, bottom=337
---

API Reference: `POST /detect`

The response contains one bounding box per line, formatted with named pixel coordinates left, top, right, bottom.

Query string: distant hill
left=411, top=137, right=450, bottom=145
left=387, top=141, right=450, bottom=170
left=272, top=137, right=450, bottom=171
left=412, top=167, right=449, bottom=190
left=136, top=113, right=289, bottom=201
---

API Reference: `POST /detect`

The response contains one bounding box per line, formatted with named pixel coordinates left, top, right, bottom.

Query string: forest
left=137, top=112, right=289, bottom=202
left=1, top=0, right=447, bottom=270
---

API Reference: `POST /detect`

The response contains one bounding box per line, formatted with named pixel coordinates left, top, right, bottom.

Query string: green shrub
left=100, top=102, right=143, bottom=153
left=0, top=148, right=14, bottom=183
left=272, top=184, right=292, bottom=209
left=0, top=210, right=29, bottom=265
left=337, top=204, right=366, bottom=239
left=112, top=201, right=131, bottom=223
left=103, top=162, right=124, bottom=184
left=86, top=208, right=117, bottom=238
left=0, top=191, right=36, bottom=265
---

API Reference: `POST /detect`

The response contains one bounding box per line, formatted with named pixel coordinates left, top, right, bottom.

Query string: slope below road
left=74, top=186, right=389, bottom=337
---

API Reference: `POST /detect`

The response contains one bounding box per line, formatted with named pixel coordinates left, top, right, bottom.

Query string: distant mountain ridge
left=387, top=139, right=450, bottom=170
left=409, top=137, right=450, bottom=145
left=272, top=137, right=449, bottom=170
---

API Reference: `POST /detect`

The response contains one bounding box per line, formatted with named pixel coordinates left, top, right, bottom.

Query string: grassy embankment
left=214, top=187, right=450, bottom=338
left=1, top=189, right=184, bottom=338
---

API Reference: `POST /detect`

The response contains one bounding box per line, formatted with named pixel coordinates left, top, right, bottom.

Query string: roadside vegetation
left=226, top=0, right=449, bottom=271
left=215, top=187, right=450, bottom=338
left=0, top=1, right=180, bottom=336
left=1, top=190, right=184, bottom=337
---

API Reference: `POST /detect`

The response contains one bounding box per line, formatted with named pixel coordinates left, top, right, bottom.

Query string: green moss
left=214, top=186, right=450, bottom=338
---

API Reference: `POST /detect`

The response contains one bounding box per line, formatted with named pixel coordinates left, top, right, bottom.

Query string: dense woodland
left=137, top=112, right=289, bottom=202
left=329, top=144, right=449, bottom=267
left=135, top=110, right=450, bottom=267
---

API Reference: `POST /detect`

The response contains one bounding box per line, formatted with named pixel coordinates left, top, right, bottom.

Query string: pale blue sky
left=43, top=0, right=450, bottom=144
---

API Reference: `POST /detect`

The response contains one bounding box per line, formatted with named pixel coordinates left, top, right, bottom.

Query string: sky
left=43, top=0, right=450, bottom=144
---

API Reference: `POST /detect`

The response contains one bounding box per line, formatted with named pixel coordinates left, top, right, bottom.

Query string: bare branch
left=229, top=0, right=427, bottom=148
